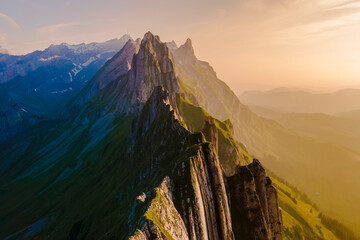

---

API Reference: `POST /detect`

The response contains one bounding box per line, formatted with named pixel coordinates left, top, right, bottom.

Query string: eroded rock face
left=130, top=143, right=235, bottom=240
left=125, top=32, right=180, bottom=103
left=68, top=32, right=180, bottom=120
left=227, top=159, right=283, bottom=240
left=171, top=38, right=197, bottom=64
left=185, top=144, right=234, bottom=240
left=202, top=117, right=219, bottom=155
left=130, top=177, right=189, bottom=240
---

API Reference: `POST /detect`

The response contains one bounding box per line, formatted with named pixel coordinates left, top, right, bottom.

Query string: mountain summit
left=171, top=38, right=197, bottom=63
left=125, top=32, right=179, bottom=102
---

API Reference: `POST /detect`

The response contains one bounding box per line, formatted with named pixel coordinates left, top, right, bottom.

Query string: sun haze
left=0, top=0, right=359, bottom=92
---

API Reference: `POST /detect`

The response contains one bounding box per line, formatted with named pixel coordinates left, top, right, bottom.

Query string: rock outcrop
left=130, top=141, right=235, bottom=240
left=180, top=143, right=234, bottom=240
left=227, top=159, right=283, bottom=240
left=125, top=32, right=180, bottom=103
left=172, top=38, right=197, bottom=64
left=130, top=177, right=189, bottom=240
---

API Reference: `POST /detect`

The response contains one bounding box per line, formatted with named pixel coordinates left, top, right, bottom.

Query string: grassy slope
left=174, top=61, right=360, bottom=235
left=274, top=177, right=338, bottom=240
left=0, top=114, right=134, bottom=239
left=249, top=105, right=360, bottom=154
left=176, top=94, right=252, bottom=169
left=0, top=85, right=220, bottom=239
left=272, top=175, right=359, bottom=240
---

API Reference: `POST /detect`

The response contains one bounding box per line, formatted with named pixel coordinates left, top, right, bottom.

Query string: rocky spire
left=124, top=32, right=180, bottom=103
left=171, top=38, right=197, bottom=64
left=166, top=40, right=178, bottom=52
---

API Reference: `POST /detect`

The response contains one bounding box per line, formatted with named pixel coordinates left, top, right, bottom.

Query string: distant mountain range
left=239, top=88, right=360, bottom=114
left=238, top=88, right=360, bottom=234
left=249, top=105, right=360, bottom=155
left=0, top=32, right=358, bottom=240
left=0, top=35, right=131, bottom=141
left=0, top=46, right=8, bottom=55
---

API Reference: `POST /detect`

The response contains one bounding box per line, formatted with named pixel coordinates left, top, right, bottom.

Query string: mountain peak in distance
left=172, top=38, right=197, bottom=63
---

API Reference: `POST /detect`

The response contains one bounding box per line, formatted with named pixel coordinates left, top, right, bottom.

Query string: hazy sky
left=1, top=0, right=360, bottom=93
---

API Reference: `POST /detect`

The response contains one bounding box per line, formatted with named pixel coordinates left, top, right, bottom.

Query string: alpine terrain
left=0, top=32, right=357, bottom=240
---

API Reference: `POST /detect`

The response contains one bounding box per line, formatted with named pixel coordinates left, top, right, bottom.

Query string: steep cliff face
left=171, top=38, right=196, bottom=64
left=125, top=84, right=235, bottom=240
left=129, top=117, right=283, bottom=240
left=125, top=32, right=179, bottom=103
left=130, top=177, right=189, bottom=240
left=227, top=159, right=283, bottom=240
left=129, top=141, right=235, bottom=240
left=69, top=32, right=180, bottom=118
left=182, top=143, right=234, bottom=240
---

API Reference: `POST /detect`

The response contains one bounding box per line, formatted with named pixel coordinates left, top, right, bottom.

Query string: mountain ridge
left=0, top=35, right=132, bottom=144
left=239, top=88, right=360, bottom=114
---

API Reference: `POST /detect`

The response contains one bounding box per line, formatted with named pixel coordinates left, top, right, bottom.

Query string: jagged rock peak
left=184, top=38, right=193, bottom=49
left=172, top=38, right=197, bottom=63
left=166, top=40, right=178, bottom=51
left=140, top=32, right=177, bottom=69
left=125, top=32, right=180, bottom=103
left=142, top=32, right=160, bottom=44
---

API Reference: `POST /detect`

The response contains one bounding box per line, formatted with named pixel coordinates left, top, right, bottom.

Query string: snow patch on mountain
left=51, top=87, right=72, bottom=94
left=39, top=56, right=61, bottom=62
left=72, top=65, right=83, bottom=76
left=82, top=57, right=96, bottom=67
left=71, top=56, right=98, bottom=76
left=68, top=72, right=73, bottom=82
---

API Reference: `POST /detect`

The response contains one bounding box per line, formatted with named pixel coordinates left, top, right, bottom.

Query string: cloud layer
left=38, top=21, right=89, bottom=34
left=0, top=13, right=20, bottom=29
